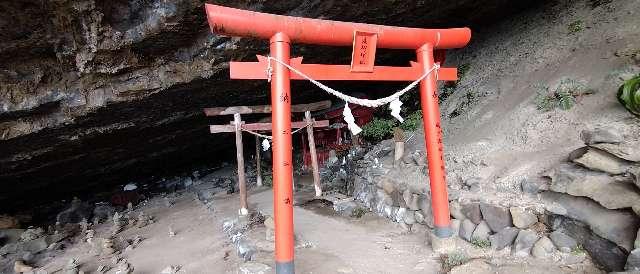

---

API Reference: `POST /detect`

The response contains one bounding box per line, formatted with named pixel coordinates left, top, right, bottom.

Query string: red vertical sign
left=350, top=31, right=378, bottom=72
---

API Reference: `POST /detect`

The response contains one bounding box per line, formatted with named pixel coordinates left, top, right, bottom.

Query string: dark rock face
left=0, top=0, right=543, bottom=211
left=546, top=214, right=628, bottom=272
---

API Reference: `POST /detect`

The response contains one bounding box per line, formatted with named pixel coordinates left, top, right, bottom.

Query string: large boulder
left=549, top=231, right=577, bottom=253
left=591, top=142, right=640, bottom=162
left=531, top=236, right=557, bottom=258
left=546, top=214, right=628, bottom=272
left=459, top=219, right=476, bottom=242
left=472, top=221, right=491, bottom=241
left=547, top=164, right=640, bottom=211
left=510, top=207, right=537, bottom=229
left=542, top=191, right=640, bottom=252
left=569, top=147, right=633, bottom=175
left=627, top=249, right=640, bottom=271
left=461, top=202, right=482, bottom=224
left=489, top=227, right=519, bottom=250
left=479, top=203, right=512, bottom=232
left=580, top=128, right=623, bottom=145
left=512, top=229, right=539, bottom=256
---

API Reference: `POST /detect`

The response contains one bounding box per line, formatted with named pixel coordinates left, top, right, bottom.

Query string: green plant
left=471, top=237, right=491, bottom=249
left=361, top=117, right=396, bottom=141
left=568, top=20, right=584, bottom=34
left=351, top=207, right=367, bottom=218
left=534, top=78, right=589, bottom=111
left=361, top=110, right=424, bottom=142
left=440, top=252, right=468, bottom=273
left=263, top=174, right=273, bottom=187
left=571, top=244, right=586, bottom=255
left=399, top=110, right=422, bottom=132
left=617, top=75, right=640, bottom=117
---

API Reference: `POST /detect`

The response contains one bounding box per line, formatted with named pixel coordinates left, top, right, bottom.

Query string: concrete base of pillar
left=428, top=230, right=457, bottom=254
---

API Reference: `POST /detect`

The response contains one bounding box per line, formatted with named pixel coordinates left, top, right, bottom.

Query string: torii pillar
left=204, top=4, right=471, bottom=273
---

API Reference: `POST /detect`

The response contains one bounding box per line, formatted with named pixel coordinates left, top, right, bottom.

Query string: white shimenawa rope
left=266, top=56, right=440, bottom=135
left=242, top=121, right=313, bottom=151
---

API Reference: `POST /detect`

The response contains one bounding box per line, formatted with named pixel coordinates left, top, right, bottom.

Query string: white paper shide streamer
left=262, top=139, right=271, bottom=151
left=342, top=103, right=362, bottom=135
left=389, top=98, right=404, bottom=123
left=265, top=56, right=440, bottom=136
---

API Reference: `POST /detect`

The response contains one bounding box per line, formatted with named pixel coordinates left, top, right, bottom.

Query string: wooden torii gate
left=205, top=4, right=471, bottom=273
left=205, top=101, right=331, bottom=215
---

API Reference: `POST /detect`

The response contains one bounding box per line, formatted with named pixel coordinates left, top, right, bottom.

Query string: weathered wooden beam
left=204, top=100, right=331, bottom=116
left=255, top=135, right=263, bottom=187
left=209, top=120, right=329, bottom=133
left=234, top=113, right=248, bottom=215
left=305, top=111, right=322, bottom=197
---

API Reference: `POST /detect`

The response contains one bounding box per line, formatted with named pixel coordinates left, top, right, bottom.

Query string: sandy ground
left=25, top=177, right=602, bottom=274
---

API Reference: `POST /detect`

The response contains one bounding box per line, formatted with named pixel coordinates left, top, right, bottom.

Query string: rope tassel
left=343, top=103, right=362, bottom=135
left=389, top=98, right=404, bottom=123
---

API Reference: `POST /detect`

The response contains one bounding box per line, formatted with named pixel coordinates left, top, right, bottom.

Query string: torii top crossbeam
left=204, top=4, right=471, bottom=274
left=205, top=5, right=470, bottom=49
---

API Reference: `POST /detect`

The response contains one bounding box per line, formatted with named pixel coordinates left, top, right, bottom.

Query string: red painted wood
left=230, top=55, right=458, bottom=81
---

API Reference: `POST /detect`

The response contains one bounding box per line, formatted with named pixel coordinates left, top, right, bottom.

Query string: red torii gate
left=204, top=4, right=471, bottom=273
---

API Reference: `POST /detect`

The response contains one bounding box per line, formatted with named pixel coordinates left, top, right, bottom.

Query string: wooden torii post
left=205, top=4, right=471, bottom=273
left=205, top=100, right=331, bottom=215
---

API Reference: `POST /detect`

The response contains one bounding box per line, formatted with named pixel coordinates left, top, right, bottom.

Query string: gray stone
left=550, top=231, right=577, bottom=253
left=412, top=151, right=426, bottom=166
left=627, top=249, right=640, bottom=271
left=21, top=237, right=48, bottom=253
left=548, top=163, right=640, bottom=211
left=521, top=177, right=549, bottom=195
left=404, top=210, right=416, bottom=225
left=236, top=238, right=257, bottom=262
left=532, top=236, right=557, bottom=258
left=414, top=211, right=425, bottom=224
left=391, top=190, right=407, bottom=208
left=381, top=178, right=396, bottom=194
left=92, top=203, right=116, bottom=224
left=459, top=219, right=476, bottom=242
left=592, top=142, right=640, bottom=162
left=489, top=227, right=519, bottom=250
left=542, top=191, right=640, bottom=252
left=472, top=221, right=491, bottom=241
left=20, top=228, right=44, bottom=242
left=546, top=214, right=628, bottom=272
left=0, top=243, right=17, bottom=255
left=0, top=229, right=24, bottom=245
left=510, top=207, right=537, bottom=229
left=512, top=229, right=539, bottom=256
left=480, top=203, right=512, bottom=232
left=461, top=203, right=482, bottom=224
left=407, top=193, right=420, bottom=211
left=581, top=128, right=623, bottom=145
left=636, top=229, right=640, bottom=250
left=449, top=201, right=466, bottom=220
left=463, top=177, right=482, bottom=192
left=569, top=147, right=632, bottom=175
left=451, top=219, right=461, bottom=236
left=57, top=198, right=94, bottom=225
left=239, top=262, right=272, bottom=274
left=418, top=195, right=434, bottom=228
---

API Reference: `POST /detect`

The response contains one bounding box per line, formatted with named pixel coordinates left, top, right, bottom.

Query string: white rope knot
left=343, top=103, right=362, bottom=135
